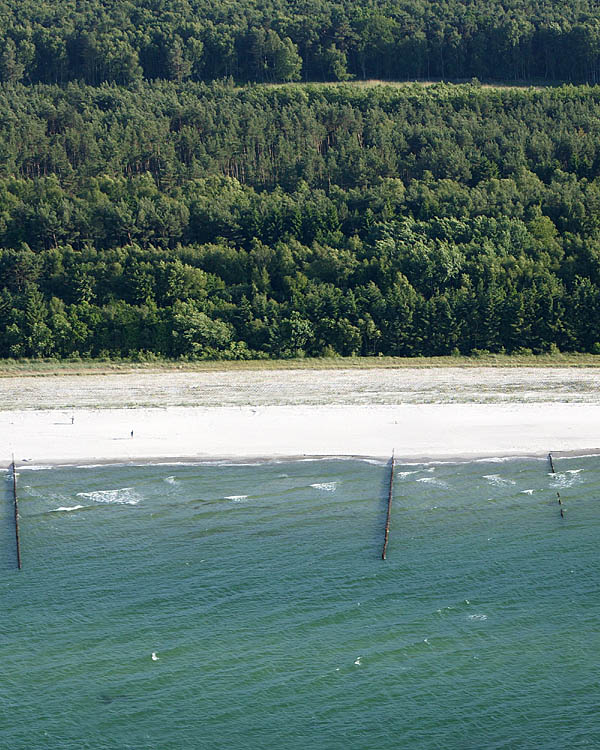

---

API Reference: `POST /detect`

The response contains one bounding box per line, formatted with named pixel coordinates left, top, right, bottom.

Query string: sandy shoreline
left=2, top=399, right=599, bottom=468
left=1, top=367, right=598, bottom=467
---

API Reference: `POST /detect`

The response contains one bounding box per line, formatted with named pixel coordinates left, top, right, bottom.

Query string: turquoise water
left=1, top=457, right=599, bottom=749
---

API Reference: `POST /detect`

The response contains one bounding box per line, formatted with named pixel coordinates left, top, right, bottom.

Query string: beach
left=1, top=366, right=599, bottom=465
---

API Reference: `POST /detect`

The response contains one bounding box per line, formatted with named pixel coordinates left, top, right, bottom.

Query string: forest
left=2, top=0, right=600, bottom=85
left=1, top=80, right=600, bottom=359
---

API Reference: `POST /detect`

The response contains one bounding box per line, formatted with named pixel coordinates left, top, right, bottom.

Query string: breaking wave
left=50, top=505, right=85, bottom=512
left=483, top=474, right=516, bottom=486
left=77, top=487, right=140, bottom=505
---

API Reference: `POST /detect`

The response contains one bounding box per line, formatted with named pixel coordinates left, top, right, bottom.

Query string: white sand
left=2, top=402, right=600, bottom=467
left=1, top=368, right=599, bottom=465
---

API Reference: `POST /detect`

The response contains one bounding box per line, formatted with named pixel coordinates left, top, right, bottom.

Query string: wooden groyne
left=557, top=491, right=564, bottom=518
left=11, top=459, right=22, bottom=570
left=381, top=453, right=395, bottom=560
left=548, top=453, right=564, bottom=519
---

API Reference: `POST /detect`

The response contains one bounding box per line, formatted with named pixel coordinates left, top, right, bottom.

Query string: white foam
left=17, top=464, right=55, bottom=471
left=225, top=495, right=248, bottom=501
left=566, top=469, right=582, bottom=474
left=396, top=470, right=419, bottom=479
left=354, top=657, right=362, bottom=666
left=360, top=458, right=388, bottom=466
left=51, top=505, right=85, bottom=512
left=467, top=614, right=488, bottom=621
left=483, top=474, right=516, bottom=486
left=164, top=476, right=178, bottom=485
left=520, top=489, right=535, bottom=495
left=310, top=482, right=337, bottom=492
left=77, top=487, right=140, bottom=505
left=551, top=472, right=582, bottom=488
left=153, top=461, right=205, bottom=467
left=416, top=477, right=448, bottom=488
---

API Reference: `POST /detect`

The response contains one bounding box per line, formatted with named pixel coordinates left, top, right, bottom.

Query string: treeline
left=2, top=210, right=599, bottom=359
left=2, top=0, right=600, bottom=85
left=1, top=82, right=600, bottom=358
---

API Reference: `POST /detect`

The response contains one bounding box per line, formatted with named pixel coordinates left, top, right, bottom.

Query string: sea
left=1, top=456, right=598, bottom=749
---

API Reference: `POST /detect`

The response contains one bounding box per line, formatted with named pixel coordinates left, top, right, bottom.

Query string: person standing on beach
left=131, top=430, right=134, bottom=438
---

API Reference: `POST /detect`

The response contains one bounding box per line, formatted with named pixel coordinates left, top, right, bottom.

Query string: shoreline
left=8, top=447, right=600, bottom=472
left=2, top=401, right=600, bottom=469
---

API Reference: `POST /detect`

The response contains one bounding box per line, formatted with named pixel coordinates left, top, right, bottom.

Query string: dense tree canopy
left=1, top=0, right=600, bottom=85
left=0, top=81, right=599, bottom=359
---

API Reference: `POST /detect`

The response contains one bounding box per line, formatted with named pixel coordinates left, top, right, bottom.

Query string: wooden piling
left=550, top=456, right=564, bottom=519
left=381, top=452, right=395, bottom=560
left=11, top=459, right=21, bottom=570
left=557, top=491, right=565, bottom=520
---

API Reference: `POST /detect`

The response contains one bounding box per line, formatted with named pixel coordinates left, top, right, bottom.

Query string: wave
left=520, top=489, right=535, bottom=495
left=164, top=476, right=178, bottom=485
left=396, top=470, right=420, bottom=479
left=15, top=464, right=55, bottom=472
left=50, top=505, right=85, bottom=512
left=483, top=474, right=516, bottom=486
left=416, top=477, right=449, bottom=488
left=550, top=472, right=583, bottom=489
left=224, top=495, right=248, bottom=502
left=310, top=482, right=337, bottom=492
left=74, top=463, right=111, bottom=469
left=77, top=487, right=140, bottom=505
left=473, top=455, right=521, bottom=463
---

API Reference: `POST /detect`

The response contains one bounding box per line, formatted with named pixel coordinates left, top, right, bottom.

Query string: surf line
left=381, top=451, right=395, bottom=560
left=11, top=456, right=22, bottom=570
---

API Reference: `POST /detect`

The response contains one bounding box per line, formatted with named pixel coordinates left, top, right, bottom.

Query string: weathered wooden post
left=381, top=452, right=395, bottom=560
left=11, top=457, right=21, bottom=570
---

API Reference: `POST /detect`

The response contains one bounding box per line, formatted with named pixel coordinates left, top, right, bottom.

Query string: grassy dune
left=0, top=353, right=599, bottom=377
